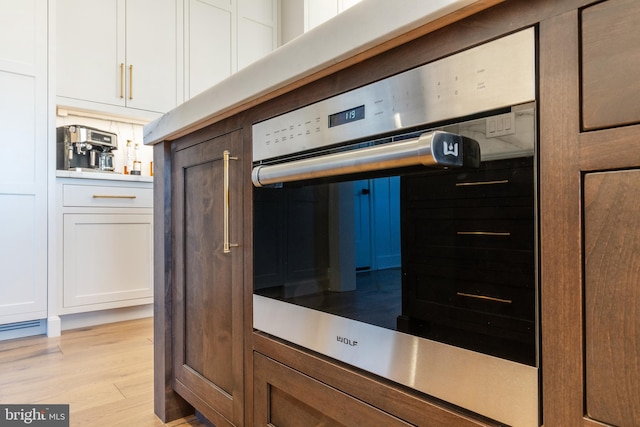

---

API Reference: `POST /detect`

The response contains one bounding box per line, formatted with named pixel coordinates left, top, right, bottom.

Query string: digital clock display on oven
left=328, top=105, right=365, bottom=128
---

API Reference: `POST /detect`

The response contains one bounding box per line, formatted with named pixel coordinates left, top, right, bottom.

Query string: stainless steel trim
left=252, top=28, right=535, bottom=162
left=254, top=295, right=539, bottom=427
left=252, top=130, right=479, bottom=187
left=65, top=125, right=118, bottom=149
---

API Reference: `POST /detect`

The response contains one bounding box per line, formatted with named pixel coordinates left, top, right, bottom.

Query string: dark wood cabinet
left=582, top=0, right=640, bottom=130
left=170, top=129, right=245, bottom=426
left=584, top=170, right=640, bottom=426
left=253, top=352, right=414, bottom=427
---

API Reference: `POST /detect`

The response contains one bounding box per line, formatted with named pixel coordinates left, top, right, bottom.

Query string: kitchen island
left=146, top=0, right=640, bottom=426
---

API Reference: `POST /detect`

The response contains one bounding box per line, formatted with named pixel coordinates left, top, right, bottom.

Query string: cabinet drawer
left=582, top=0, right=640, bottom=130
left=254, top=353, right=413, bottom=427
left=63, top=184, right=152, bottom=208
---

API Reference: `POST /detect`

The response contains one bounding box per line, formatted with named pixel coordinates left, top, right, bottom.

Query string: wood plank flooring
left=0, top=317, right=205, bottom=427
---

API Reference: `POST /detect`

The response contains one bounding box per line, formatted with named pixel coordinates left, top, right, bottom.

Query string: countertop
left=143, top=0, right=503, bottom=146
left=56, top=169, right=154, bottom=183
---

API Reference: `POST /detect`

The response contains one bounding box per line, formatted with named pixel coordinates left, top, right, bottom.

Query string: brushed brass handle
left=93, top=195, right=137, bottom=199
left=455, top=179, right=509, bottom=187
left=223, top=150, right=239, bottom=253
left=129, top=64, right=133, bottom=100
left=457, top=231, right=511, bottom=236
left=457, top=292, right=513, bottom=304
left=120, top=63, right=125, bottom=98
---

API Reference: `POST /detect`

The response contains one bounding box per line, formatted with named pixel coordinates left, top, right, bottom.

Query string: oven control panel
left=253, top=27, right=535, bottom=163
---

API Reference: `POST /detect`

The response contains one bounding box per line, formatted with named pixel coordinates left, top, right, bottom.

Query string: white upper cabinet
left=238, top=0, right=278, bottom=70
left=185, top=0, right=278, bottom=99
left=186, top=0, right=233, bottom=98
left=305, top=0, right=361, bottom=31
left=0, top=0, right=48, bottom=325
left=125, top=0, right=179, bottom=113
left=57, top=0, right=179, bottom=118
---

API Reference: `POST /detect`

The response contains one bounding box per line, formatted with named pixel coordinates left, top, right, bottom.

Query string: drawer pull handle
left=457, top=231, right=511, bottom=236
left=223, top=150, right=239, bottom=253
left=456, top=179, right=509, bottom=187
left=457, top=292, right=513, bottom=304
left=93, top=195, right=137, bottom=199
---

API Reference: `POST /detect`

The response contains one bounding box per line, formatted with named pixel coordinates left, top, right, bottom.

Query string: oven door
left=253, top=104, right=538, bottom=427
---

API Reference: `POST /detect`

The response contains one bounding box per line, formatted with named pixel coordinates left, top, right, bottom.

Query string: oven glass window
left=253, top=109, right=537, bottom=366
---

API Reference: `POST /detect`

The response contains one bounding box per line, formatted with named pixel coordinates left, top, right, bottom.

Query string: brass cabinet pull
left=457, top=231, right=511, bottom=236
left=223, top=150, right=239, bottom=253
left=93, top=194, right=137, bottom=199
left=120, top=63, right=125, bottom=98
left=457, top=292, right=513, bottom=304
left=456, top=179, right=509, bottom=187
left=129, top=64, right=133, bottom=100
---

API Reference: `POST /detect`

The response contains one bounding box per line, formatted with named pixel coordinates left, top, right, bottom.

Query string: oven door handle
left=251, top=130, right=480, bottom=187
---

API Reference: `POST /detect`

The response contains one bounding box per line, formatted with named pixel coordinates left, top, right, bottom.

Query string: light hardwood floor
left=0, top=317, right=205, bottom=427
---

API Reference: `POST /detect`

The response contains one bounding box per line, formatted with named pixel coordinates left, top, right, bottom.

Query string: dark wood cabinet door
left=253, top=352, right=414, bottom=427
left=584, top=169, right=640, bottom=426
left=172, top=130, right=244, bottom=427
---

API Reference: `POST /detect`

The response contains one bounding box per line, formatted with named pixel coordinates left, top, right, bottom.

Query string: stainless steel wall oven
left=252, top=28, right=539, bottom=427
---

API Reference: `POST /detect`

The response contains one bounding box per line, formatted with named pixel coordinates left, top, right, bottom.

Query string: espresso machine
left=56, top=125, right=118, bottom=171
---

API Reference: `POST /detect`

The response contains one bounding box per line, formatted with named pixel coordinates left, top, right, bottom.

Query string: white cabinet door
left=57, top=0, right=178, bottom=115
left=56, top=0, right=122, bottom=107
left=62, top=214, right=153, bottom=310
left=238, top=0, right=278, bottom=70
left=125, top=0, right=178, bottom=113
left=186, top=0, right=233, bottom=98
left=305, top=0, right=338, bottom=31
left=185, top=0, right=277, bottom=99
left=0, top=0, right=48, bottom=324
left=304, top=0, right=361, bottom=31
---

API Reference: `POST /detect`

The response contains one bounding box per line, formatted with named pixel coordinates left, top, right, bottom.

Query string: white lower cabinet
left=63, top=213, right=153, bottom=308
left=57, top=178, right=153, bottom=315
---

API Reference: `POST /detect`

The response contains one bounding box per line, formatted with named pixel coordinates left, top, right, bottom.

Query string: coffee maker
left=56, top=125, right=118, bottom=171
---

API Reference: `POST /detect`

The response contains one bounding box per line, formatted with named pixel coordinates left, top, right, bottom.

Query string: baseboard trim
left=60, top=304, right=153, bottom=331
